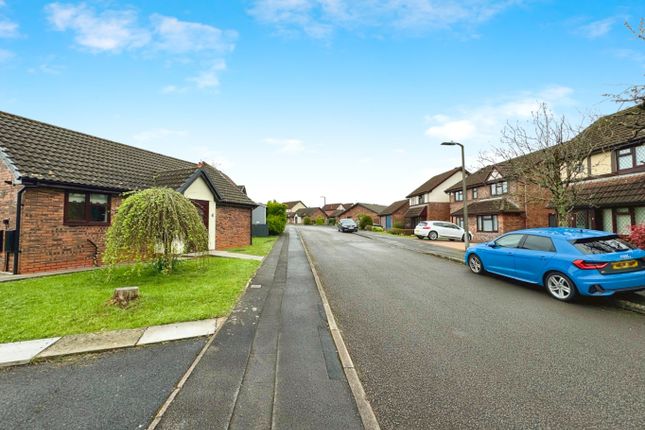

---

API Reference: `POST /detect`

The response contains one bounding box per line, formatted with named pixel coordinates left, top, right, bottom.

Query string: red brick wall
left=216, top=205, right=251, bottom=249
left=18, top=187, right=121, bottom=274
left=338, top=205, right=380, bottom=225
left=0, top=160, right=20, bottom=271
left=425, top=202, right=450, bottom=221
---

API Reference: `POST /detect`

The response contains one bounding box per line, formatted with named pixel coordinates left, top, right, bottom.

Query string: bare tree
left=480, top=104, right=604, bottom=227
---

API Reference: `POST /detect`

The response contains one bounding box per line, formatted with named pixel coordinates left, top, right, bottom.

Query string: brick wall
left=426, top=202, right=450, bottom=221
left=18, top=187, right=121, bottom=274
left=0, top=160, right=20, bottom=271
left=216, top=205, right=252, bottom=249
left=338, top=205, right=380, bottom=225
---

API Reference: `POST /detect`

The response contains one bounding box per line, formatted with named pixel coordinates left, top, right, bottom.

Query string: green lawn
left=227, top=236, right=278, bottom=256
left=0, top=257, right=260, bottom=343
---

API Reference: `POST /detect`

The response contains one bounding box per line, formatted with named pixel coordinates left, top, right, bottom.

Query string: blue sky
left=0, top=1, right=643, bottom=207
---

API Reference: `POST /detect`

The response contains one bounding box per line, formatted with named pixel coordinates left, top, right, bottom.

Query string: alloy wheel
left=546, top=274, right=573, bottom=301
left=468, top=255, right=483, bottom=274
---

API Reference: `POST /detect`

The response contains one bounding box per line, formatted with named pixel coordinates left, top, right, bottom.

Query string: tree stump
left=112, top=287, right=139, bottom=307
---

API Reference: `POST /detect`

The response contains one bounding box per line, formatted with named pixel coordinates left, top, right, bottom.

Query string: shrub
left=303, top=216, right=312, bottom=225
left=267, top=200, right=287, bottom=235
left=315, top=216, right=325, bottom=225
left=388, top=228, right=414, bottom=236
left=372, top=226, right=384, bottom=232
left=628, top=224, right=645, bottom=249
left=358, top=214, right=373, bottom=230
left=327, top=217, right=336, bottom=225
left=103, top=187, right=208, bottom=274
left=393, top=221, right=405, bottom=229
left=365, top=225, right=373, bottom=231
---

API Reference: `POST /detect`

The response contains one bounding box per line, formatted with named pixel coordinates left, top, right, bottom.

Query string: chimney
left=197, top=161, right=204, bottom=168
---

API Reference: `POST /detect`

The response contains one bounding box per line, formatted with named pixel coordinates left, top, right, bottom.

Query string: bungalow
left=322, top=203, right=351, bottom=217
left=283, top=200, right=307, bottom=224
left=379, top=200, right=409, bottom=230
left=404, top=167, right=466, bottom=228
left=336, top=203, right=387, bottom=225
left=294, top=207, right=328, bottom=224
left=0, top=111, right=256, bottom=275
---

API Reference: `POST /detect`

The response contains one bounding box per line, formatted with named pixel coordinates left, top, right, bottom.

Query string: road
left=299, top=226, right=645, bottom=429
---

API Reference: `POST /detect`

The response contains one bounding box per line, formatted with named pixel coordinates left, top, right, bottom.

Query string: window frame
left=490, top=181, right=508, bottom=196
left=477, top=214, right=498, bottom=232
left=471, top=187, right=478, bottom=199
left=63, top=191, right=111, bottom=226
left=614, top=143, right=645, bottom=173
left=452, top=216, right=464, bottom=228
left=454, top=190, right=464, bottom=202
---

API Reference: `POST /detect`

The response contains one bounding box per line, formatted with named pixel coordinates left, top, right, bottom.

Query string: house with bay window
left=0, top=111, right=256, bottom=275
left=404, top=167, right=466, bottom=228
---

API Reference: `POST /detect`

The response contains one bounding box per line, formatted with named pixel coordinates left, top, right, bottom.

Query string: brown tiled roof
left=329, top=209, right=345, bottom=218
left=379, top=199, right=409, bottom=216
left=283, top=201, right=306, bottom=210
left=573, top=104, right=645, bottom=151
left=337, top=203, right=387, bottom=218
left=406, top=167, right=463, bottom=198
left=451, top=198, right=523, bottom=216
left=295, top=207, right=327, bottom=218
left=404, top=206, right=426, bottom=218
left=0, top=111, right=255, bottom=206
left=322, top=203, right=343, bottom=211
left=573, top=173, right=645, bottom=207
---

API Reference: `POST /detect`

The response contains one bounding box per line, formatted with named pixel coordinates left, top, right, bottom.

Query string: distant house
left=404, top=167, right=466, bottom=228
left=322, top=203, right=351, bottom=217
left=0, top=111, right=256, bottom=275
left=283, top=200, right=307, bottom=224
left=336, top=203, right=387, bottom=225
left=294, top=207, right=328, bottom=224
left=379, top=200, right=409, bottom=230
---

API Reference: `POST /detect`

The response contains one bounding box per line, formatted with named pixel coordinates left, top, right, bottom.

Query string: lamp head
left=441, top=141, right=457, bottom=146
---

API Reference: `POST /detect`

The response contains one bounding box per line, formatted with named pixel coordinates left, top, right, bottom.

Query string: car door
left=479, top=233, right=524, bottom=277
left=512, top=234, right=556, bottom=283
left=434, top=222, right=450, bottom=238
left=445, top=223, right=462, bottom=239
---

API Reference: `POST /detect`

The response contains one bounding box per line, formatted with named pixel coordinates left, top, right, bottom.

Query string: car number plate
left=611, top=260, right=638, bottom=270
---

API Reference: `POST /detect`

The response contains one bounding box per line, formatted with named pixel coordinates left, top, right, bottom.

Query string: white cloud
left=265, top=138, right=306, bottom=153
left=576, top=17, right=615, bottom=39
left=0, top=19, right=18, bottom=38
left=151, top=14, right=236, bottom=54
left=45, top=3, right=150, bottom=52
left=248, top=0, right=520, bottom=38
left=188, top=60, right=227, bottom=89
left=424, top=85, right=578, bottom=160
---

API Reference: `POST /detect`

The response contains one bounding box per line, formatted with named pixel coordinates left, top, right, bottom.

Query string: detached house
left=322, top=203, right=351, bottom=218
left=379, top=200, right=409, bottom=230
left=567, top=105, right=644, bottom=234
left=404, top=167, right=466, bottom=227
left=0, top=111, right=256, bottom=275
left=294, top=207, right=328, bottom=224
left=283, top=201, right=307, bottom=224
left=336, top=203, right=387, bottom=225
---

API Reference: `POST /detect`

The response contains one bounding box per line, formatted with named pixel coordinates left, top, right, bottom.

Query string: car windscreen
left=573, top=236, right=637, bottom=255
left=340, top=220, right=356, bottom=225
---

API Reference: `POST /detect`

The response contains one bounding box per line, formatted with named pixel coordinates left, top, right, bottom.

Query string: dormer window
left=616, top=144, right=645, bottom=171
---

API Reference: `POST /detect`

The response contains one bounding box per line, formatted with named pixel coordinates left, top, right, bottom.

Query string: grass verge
left=0, top=257, right=260, bottom=343
left=227, top=236, right=278, bottom=256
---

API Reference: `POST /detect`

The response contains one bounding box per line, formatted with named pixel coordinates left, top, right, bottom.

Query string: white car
left=414, top=221, right=472, bottom=241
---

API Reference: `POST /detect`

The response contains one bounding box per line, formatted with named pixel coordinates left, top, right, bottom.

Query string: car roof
left=504, top=227, right=614, bottom=240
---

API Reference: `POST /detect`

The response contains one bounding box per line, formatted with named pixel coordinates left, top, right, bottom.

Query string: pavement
left=0, top=338, right=207, bottom=429
left=299, top=225, right=645, bottom=429
left=155, top=228, right=363, bottom=429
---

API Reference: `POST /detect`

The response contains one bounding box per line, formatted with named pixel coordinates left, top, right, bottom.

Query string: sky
left=0, top=1, right=643, bottom=208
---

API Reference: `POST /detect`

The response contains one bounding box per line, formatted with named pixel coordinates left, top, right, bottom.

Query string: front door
left=385, top=216, right=392, bottom=229
left=191, top=200, right=210, bottom=231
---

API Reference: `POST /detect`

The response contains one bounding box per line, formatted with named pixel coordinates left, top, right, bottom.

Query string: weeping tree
left=103, top=187, right=208, bottom=274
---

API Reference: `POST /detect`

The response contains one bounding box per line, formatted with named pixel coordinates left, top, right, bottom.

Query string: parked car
left=465, top=228, right=645, bottom=302
left=414, top=221, right=472, bottom=242
left=337, top=218, right=358, bottom=233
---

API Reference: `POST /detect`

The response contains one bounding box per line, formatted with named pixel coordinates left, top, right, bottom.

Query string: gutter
left=13, top=186, right=27, bottom=275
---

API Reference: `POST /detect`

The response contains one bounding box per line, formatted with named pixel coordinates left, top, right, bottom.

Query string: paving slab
left=37, top=328, right=145, bottom=358
left=0, top=337, right=60, bottom=367
left=137, top=319, right=217, bottom=345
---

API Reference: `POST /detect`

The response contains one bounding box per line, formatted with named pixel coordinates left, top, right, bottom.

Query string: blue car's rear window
left=573, top=236, right=637, bottom=255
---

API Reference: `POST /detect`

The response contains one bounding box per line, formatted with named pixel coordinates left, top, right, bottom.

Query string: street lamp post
left=320, top=195, right=327, bottom=207
left=441, top=141, right=470, bottom=250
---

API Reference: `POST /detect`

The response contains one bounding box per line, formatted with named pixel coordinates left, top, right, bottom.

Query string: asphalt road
left=299, top=226, right=645, bottom=429
left=0, top=338, right=205, bottom=430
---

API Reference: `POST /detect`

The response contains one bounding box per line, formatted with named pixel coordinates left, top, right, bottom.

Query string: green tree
left=266, top=200, right=287, bottom=235
left=303, top=216, right=312, bottom=225
left=315, top=216, right=325, bottom=225
left=358, top=214, right=373, bottom=230
left=103, top=187, right=208, bottom=274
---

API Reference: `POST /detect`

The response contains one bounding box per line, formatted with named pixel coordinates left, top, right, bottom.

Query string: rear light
left=422, top=226, right=430, bottom=229
left=573, top=260, right=608, bottom=270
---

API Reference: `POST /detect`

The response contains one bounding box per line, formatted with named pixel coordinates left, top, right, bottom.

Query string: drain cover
left=250, top=284, right=262, bottom=289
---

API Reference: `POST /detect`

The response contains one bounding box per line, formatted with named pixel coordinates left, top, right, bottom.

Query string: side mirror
left=487, top=242, right=497, bottom=248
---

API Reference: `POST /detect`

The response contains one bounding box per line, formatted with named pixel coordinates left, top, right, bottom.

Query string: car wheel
left=468, top=254, right=484, bottom=274
left=429, top=231, right=438, bottom=240
left=544, top=272, right=578, bottom=302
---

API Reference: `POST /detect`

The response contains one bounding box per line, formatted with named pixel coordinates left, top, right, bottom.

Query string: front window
left=490, top=181, right=508, bottom=196
left=471, top=188, right=478, bottom=199
left=65, top=192, right=110, bottom=225
left=452, top=216, right=464, bottom=228
left=419, top=194, right=426, bottom=204
left=454, top=191, right=463, bottom=202
left=477, top=215, right=498, bottom=232
left=616, top=144, right=645, bottom=171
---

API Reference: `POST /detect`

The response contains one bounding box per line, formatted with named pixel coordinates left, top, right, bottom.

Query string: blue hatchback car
left=465, top=228, right=645, bottom=302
